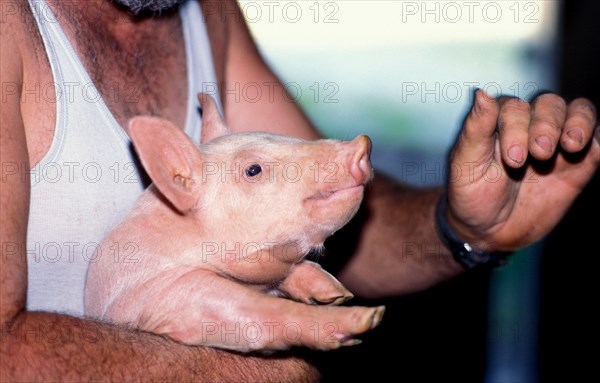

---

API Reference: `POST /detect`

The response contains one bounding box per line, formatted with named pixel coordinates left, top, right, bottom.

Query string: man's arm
left=0, top=10, right=318, bottom=381
left=2, top=313, right=319, bottom=382
left=221, top=0, right=600, bottom=298
left=218, top=0, right=321, bottom=140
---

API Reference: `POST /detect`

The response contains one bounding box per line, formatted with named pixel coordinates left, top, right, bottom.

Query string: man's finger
left=456, top=89, right=500, bottom=164
left=560, top=98, right=597, bottom=153
left=497, top=96, right=531, bottom=168
left=528, top=93, right=567, bottom=160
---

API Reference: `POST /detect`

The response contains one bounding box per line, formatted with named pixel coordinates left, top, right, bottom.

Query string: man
left=1, top=0, right=598, bottom=382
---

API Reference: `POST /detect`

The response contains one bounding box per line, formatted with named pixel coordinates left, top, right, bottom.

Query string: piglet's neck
left=134, top=185, right=306, bottom=284
left=135, top=185, right=206, bottom=235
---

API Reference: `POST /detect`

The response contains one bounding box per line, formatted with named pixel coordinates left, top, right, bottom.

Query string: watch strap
left=435, top=193, right=510, bottom=270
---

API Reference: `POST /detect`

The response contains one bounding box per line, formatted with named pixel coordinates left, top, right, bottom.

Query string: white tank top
left=26, top=0, right=221, bottom=317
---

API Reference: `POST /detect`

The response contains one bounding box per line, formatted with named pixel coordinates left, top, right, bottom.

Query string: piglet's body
left=85, top=94, right=384, bottom=352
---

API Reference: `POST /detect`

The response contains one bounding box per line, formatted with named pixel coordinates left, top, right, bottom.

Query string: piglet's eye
left=245, top=164, right=262, bottom=177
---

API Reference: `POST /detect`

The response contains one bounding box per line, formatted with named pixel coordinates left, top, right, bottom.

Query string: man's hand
left=446, top=89, right=600, bottom=251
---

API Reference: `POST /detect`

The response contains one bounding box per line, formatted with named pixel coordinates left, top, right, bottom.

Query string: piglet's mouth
left=306, top=185, right=365, bottom=203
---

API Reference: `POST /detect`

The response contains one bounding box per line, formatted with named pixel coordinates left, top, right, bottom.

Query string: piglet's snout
left=348, top=135, right=373, bottom=185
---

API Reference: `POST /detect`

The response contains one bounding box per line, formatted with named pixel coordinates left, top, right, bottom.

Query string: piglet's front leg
left=111, top=267, right=384, bottom=352
left=277, top=261, right=354, bottom=306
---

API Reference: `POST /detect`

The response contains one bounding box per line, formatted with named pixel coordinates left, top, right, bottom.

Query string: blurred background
left=241, top=1, right=599, bottom=382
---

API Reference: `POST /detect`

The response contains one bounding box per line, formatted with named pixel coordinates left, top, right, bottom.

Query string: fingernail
left=507, top=145, right=524, bottom=164
left=341, top=339, right=362, bottom=347
left=473, top=90, right=483, bottom=115
left=567, top=129, right=583, bottom=145
left=473, top=89, right=494, bottom=115
left=535, top=135, right=553, bottom=153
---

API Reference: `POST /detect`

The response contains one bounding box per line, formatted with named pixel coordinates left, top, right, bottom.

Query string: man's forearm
left=0, top=311, right=319, bottom=382
left=336, top=173, right=464, bottom=298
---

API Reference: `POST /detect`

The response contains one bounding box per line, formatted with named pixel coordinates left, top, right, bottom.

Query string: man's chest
left=21, top=4, right=189, bottom=165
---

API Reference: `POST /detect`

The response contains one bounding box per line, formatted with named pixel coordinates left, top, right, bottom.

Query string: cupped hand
left=446, top=89, right=599, bottom=251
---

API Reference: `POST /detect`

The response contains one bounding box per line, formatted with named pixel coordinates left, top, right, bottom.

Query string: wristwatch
left=435, top=193, right=510, bottom=270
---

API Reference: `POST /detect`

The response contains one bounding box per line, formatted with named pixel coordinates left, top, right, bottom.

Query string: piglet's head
left=128, top=93, right=373, bottom=258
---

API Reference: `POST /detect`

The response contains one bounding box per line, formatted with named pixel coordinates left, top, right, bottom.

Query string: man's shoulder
left=1, top=0, right=33, bottom=30
left=1, top=0, right=40, bottom=63
left=1, top=1, right=25, bottom=79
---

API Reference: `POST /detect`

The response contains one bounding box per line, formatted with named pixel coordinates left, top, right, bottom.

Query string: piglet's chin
left=305, top=185, right=364, bottom=231
left=306, top=185, right=365, bottom=205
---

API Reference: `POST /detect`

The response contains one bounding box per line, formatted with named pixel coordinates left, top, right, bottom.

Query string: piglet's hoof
left=370, top=306, right=386, bottom=329
left=312, top=291, right=354, bottom=305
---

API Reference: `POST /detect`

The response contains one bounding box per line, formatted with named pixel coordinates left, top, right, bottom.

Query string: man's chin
left=113, top=0, right=186, bottom=15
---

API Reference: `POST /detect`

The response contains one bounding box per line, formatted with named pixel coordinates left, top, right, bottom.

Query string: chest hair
left=50, top=0, right=188, bottom=128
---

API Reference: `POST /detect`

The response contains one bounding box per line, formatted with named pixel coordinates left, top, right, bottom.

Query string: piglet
left=84, top=93, right=385, bottom=352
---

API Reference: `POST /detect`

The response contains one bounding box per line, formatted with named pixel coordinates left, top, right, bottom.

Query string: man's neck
left=41, top=0, right=188, bottom=130
left=45, top=0, right=178, bottom=38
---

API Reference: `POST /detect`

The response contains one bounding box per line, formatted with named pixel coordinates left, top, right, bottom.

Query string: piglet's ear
left=198, top=92, right=230, bottom=143
left=128, top=116, right=202, bottom=213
